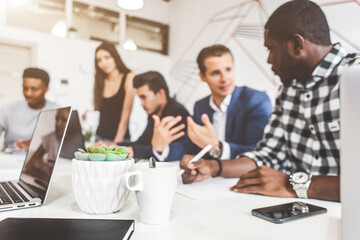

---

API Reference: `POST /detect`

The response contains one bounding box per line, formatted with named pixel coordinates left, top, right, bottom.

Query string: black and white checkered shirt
left=243, top=43, right=360, bottom=176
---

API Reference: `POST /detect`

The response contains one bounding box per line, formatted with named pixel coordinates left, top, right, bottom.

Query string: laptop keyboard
left=0, top=182, right=29, bottom=205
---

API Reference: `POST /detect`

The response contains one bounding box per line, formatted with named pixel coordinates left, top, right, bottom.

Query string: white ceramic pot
left=72, top=158, right=134, bottom=214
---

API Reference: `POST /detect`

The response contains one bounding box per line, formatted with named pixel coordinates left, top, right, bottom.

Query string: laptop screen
left=60, top=110, right=85, bottom=159
left=18, top=107, right=71, bottom=201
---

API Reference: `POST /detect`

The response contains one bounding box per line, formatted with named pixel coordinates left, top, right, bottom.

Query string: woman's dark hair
left=94, top=42, right=131, bottom=110
left=265, top=0, right=331, bottom=46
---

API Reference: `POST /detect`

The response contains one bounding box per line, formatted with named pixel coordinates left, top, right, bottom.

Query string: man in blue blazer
left=152, top=44, right=272, bottom=161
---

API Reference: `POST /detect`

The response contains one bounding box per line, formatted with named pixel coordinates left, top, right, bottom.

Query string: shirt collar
left=159, top=98, right=172, bottom=118
left=209, top=94, right=232, bottom=113
left=293, top=43, right=348, bottom=89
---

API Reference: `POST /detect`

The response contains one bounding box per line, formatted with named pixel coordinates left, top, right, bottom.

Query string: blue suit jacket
left=165, top=86, right=272, bottom=161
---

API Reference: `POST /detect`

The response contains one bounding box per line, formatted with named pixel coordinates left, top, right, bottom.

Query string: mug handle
left=122, top=170, right=143, bottom=191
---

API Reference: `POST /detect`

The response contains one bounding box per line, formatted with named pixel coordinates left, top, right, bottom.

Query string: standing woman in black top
left=93, top=42, right=135, bottom=143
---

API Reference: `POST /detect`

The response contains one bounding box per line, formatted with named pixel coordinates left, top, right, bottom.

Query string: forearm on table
left=115, top=103, right=132, bottom=140
left=308, top=175, right=340, bottom=202
left=115, top=116, right=130, bottom=139
left=211, top=157, right=257, bottom=178
left=115, top=78, right=135, bottom=140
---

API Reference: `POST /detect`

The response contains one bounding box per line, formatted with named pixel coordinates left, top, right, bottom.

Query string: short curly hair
left=23, top=67, right=50, bottom=87
left=265, top=0, right=331, bottom=46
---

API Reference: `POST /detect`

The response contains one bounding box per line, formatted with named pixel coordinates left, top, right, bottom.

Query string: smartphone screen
left=251, top=201, right=327, bottom=224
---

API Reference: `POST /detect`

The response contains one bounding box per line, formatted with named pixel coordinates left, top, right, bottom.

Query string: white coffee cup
left=85, top=110, right=100, bottom=129
left=122, top=162, right=179, bottom=224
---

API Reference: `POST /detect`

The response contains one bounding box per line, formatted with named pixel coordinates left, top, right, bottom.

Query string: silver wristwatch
left=289, top=172, right=312, bottom=199
left=209, top=142, right=223, bottom=159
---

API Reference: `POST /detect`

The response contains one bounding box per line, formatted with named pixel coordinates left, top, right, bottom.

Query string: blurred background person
left=89, top=42, right=135, bottom=143
left=120, top=71, right=189, bottom=159
left=155, top=45, right=272, bottom=161
left=0, top=67, right=58, bottom=152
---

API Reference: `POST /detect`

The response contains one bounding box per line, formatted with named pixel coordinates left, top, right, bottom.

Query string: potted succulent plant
left=72, top=145, right=134, bottom=214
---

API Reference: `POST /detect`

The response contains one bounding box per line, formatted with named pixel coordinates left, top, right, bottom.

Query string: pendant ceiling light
left=51, top=20, right=67, bottom=38
left=123, top=39, right=138, bottom=51
left=117, top=0, right=144, bottom=10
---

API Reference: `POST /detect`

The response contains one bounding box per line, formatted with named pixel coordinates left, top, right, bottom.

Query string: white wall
left=1, top=0, right=360, bottom=139
left=0, top=0, right=170, bottom=141
left=168, top=0, right=360, bottom=112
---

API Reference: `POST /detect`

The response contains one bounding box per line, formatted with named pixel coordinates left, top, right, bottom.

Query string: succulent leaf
left=89, top=153, right=106, bottom=161
left=75, top=145, right=130, bottom=161
left=106, top=153, right=121, bottom=161
left=86, top=145, right=93, bottom=153
left=115, top=146, right=127, bottom=154
left=91, top=147, right=106, bottom=154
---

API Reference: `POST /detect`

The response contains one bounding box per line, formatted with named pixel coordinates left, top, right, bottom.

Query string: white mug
left=122, top=162, right=179, bottom=224
left=85, top=110, right=100, bottom=129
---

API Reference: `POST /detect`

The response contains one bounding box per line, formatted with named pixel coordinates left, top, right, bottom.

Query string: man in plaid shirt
left=180, top=0, right=360, bottom=202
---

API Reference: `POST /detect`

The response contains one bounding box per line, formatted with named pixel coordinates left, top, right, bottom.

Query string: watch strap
left=294, top=189, right=308, bottom=199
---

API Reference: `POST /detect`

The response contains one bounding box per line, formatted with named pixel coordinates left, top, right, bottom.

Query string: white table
left=0, top=154, right=341, bottom=240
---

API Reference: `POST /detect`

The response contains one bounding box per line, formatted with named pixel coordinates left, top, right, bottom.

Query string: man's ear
left=199, top=72, right=206, bottom=82
left=288, top=34, right=305, bottom=57
left=157, top=88, right=166, bottom=98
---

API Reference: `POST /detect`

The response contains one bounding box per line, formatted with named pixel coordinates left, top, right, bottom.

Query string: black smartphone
left=251, top=201, right=327, bottom=224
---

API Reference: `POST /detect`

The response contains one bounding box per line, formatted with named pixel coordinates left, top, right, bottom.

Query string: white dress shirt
left=209, top=94, right=231, bottom=160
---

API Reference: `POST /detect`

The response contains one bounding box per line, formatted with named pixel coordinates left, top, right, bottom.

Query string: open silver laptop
left=0, top=106, right=72, bottom=212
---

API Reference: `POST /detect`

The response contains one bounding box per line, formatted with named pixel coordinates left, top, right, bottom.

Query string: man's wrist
left=126, top=146, right=134, bottom=157
left=152, top=145, right=170, bottom=162
left=152, top=141, right=164, bottom=153
left=209, top=159, right=221, bottom=177
left=213, top=159, right=222, bottom=177
left=209, top=141, right=223, bottom=159
left=155, top=148, right=163, bottom=154
left=286, top=175, right=297, bottom=198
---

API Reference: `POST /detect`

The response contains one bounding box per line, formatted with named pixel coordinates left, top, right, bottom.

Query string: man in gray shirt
left=0, top=67, right=58, bottom=151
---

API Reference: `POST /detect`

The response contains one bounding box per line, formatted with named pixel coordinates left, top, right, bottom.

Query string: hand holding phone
left=252, top=202, right=327, bottom=224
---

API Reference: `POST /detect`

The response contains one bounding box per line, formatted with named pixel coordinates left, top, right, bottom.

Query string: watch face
left=210, top=146, right=221, bottom=158
left=292, top=172, right=309, bottom=184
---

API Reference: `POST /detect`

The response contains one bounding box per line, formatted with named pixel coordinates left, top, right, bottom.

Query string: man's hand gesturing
left=151, top=115, right=185, bottom=153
